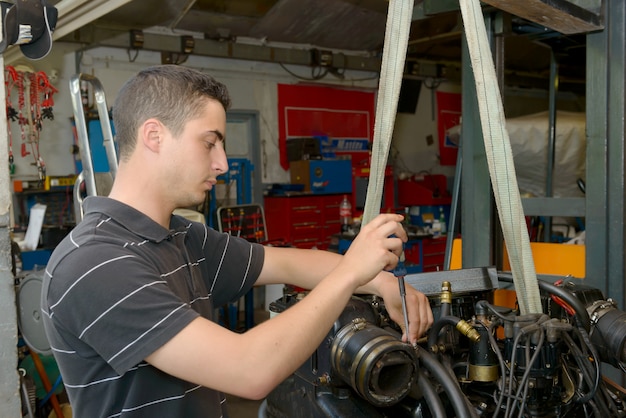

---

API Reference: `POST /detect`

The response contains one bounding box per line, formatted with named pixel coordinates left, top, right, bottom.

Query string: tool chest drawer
left=264, top=194, right=347, bottom=249
left=422, top=238, right=446, bottom=272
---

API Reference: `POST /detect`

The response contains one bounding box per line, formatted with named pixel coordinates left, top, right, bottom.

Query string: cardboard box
left=290, top=159, right=352, bottom=194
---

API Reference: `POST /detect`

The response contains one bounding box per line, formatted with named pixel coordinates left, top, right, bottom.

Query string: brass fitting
left=456, top=319, right=481, bottom=343
left=440, top=281, right=452, bottom=305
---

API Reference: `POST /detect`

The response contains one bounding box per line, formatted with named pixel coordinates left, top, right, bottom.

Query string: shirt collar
left=82, top=196, right=190, bottom=242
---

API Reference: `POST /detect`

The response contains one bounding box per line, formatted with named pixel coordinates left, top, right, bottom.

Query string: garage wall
left=7, top=42, right=585, bottom=205
left=8, top=42, right=452, bottom=194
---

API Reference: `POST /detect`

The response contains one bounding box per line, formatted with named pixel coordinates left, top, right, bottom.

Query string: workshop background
left=3, top=0, right=622, bottom=417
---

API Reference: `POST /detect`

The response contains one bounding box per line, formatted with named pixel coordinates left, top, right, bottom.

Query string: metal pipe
left=169, top=0, right=198, bottom=30
left=543, top=49, right=559, bottom=242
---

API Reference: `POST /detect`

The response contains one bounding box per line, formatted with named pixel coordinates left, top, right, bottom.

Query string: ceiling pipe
left=54, top=0, right=135, bottom=39
left=54, top=0, right=91, bottom=16
left=169, top=0, right=198, bottom=30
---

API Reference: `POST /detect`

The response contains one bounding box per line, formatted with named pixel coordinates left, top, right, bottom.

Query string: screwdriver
left=393, top=249, right=410, bottom=342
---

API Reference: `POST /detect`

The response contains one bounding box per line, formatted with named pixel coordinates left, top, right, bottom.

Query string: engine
left=264, top=267, right=626, bottom=417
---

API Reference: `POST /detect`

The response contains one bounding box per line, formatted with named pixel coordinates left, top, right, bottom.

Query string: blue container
left=409, top=205, right=450, bottom=227
left=21, top=249, right=52, bottom=271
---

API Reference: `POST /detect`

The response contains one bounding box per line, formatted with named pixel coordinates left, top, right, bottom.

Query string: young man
left=42, top=65, right=433, bottom=417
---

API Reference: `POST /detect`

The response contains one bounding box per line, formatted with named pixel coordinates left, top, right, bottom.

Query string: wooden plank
left=481, top=0, right=603, bottom=34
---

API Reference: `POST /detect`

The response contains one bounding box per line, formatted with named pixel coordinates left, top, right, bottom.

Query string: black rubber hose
left=415, top=346, right=475, bottom=418
left=440, top=300, right=451, bottom=319
left=427, top=315, right=462, bottom=349
left=416, top=368, right=447, bottom=418
left=498, top=273, right=591, bottom=331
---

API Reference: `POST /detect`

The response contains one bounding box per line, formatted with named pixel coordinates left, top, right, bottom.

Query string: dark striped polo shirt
left=41, top=196, right=264, bottom=417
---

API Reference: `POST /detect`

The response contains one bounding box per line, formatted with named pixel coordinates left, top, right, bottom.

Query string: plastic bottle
left=432, top=219, right=441, bottom=238
left=339, top=195, right=352, bottom=233
left=439, top=207, right=447, bottom=235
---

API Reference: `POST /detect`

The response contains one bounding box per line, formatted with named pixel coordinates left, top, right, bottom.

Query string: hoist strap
left=459, top=0, right=542, bottom=314
left=362, top=0, right=414, bottom=226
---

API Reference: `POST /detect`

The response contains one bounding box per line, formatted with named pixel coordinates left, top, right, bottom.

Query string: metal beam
left=461, top=31, right=494, bottom=269
left=481, top=0, right=603, bottom=34
left=585, top=0, right=625, bottom=310
left=413, top=0, right=460, bottom=19
left=521, top=197, right=586, bottom=217
left=62, top=26, right=382, bottom=73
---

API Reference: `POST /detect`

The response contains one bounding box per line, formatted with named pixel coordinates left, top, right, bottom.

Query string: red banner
left=277, top=84, right=375, bottom=170
left=436, top=91, right=461, bottom=166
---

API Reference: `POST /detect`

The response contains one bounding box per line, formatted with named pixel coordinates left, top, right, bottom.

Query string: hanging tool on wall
left=5, top=65, right=57, bottom=183
left=5, top=65, right=19, bottom=174
left=236, top=207, right=245, bottom=237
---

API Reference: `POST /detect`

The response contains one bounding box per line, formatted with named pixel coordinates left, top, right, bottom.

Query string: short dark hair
left=112, top=65, right=231, bottom=160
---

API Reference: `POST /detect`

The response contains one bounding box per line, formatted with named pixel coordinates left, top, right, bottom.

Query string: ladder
left=69, top=74, right=118, bottom=222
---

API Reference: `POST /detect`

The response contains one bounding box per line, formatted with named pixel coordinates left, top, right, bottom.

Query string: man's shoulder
left=47, top=214, right=144, bottom=280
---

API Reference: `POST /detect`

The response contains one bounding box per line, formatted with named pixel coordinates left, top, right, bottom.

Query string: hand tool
left=393, top=248, right=410, bottom=342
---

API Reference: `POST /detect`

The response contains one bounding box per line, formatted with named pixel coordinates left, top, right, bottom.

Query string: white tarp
left=507, top=110, right=586, bottom=198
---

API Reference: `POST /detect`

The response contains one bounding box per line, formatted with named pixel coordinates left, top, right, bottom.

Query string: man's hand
left=337, top=214, right=407, bottom=289
left=375, top=272, right=433, bottom=344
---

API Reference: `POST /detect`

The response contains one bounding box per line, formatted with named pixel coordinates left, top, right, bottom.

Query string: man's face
left=161, top=98, right=228, bottom=208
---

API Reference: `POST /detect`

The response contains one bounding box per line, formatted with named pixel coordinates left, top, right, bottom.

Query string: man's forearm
left=258, top=246, right=387, bottom=296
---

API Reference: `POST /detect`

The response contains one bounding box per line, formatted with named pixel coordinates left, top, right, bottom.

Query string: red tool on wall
left=5, top=65, right=58, bottom=182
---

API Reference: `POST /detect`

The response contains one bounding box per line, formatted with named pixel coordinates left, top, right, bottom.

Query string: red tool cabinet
left=264, top=194, right=347, bottom=249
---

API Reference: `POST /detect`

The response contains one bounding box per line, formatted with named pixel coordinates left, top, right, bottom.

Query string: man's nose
left=213, top=146, right=229, bottom=174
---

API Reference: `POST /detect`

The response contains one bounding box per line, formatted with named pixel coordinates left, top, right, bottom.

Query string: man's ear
left=141, top=119, right=163, bottom=152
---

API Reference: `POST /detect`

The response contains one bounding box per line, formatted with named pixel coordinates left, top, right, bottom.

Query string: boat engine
left=265, top=267, right=626, bottom=417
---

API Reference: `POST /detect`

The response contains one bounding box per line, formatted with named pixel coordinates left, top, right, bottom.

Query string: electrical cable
left=415, top=346, right=475, bottom=418
left=562, top=331, right=611, bottom=415
left=278, top=62, right=328, bottom=81
left=573, top=320, right=619, bottom=415
left=476, top=300, right=514, bottom=323
left=416, top=368, right=447, bottom=417
left=563, top=334, right=597, bottom=403
left=498, top=274, right=591, bottom=331
left=509, top=331, right=545, bottom=418
left=504, top=322, right=542, bottom=416
left=29, top=349, right=65, bottom=418
left=475, top=318, right=507, bottom=418
left=39, top=374, right=63, bottom=408
left=572, top=319, right=601, bottom=403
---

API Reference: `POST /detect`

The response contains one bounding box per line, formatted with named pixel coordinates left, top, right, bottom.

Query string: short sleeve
left=45, top=242, right=199, bottom=375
